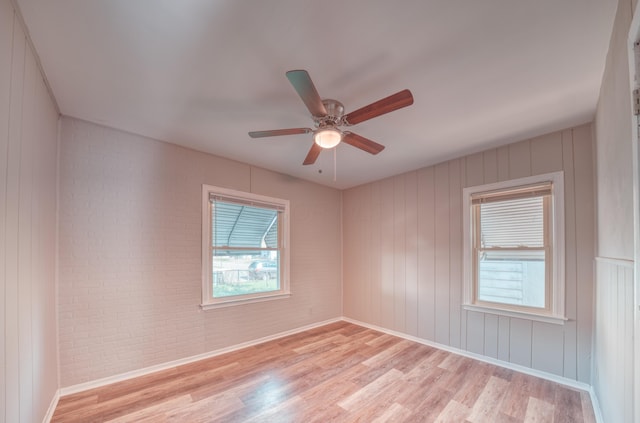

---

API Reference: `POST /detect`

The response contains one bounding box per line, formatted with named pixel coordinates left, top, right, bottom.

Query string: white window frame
left=462, top=171, right=566, bottom=324
left=201, top=184, right=290, bottom=309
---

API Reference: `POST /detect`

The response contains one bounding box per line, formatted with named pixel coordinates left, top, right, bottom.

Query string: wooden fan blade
left=342, top=132, right=385, bottom=155
left=303, top=143, right=322, bottom=165
left=286, top=70, right=328, bottom=117
left=249, top=128, right=312, bottom=138
left=344, top=89, right=413, bottom=125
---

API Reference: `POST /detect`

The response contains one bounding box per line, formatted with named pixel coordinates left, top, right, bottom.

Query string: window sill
left=462, top=304, right=567, bottom=325
left=201, top=292, right=291, bottom=310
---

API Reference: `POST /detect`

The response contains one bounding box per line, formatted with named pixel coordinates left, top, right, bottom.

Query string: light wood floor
left=52, top=321, right=596, bottom=422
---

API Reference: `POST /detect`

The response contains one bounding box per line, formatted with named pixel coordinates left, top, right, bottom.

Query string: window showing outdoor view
left=476, top=196, right=547, bottom=308
left=211, top=199, right=281, bottom=299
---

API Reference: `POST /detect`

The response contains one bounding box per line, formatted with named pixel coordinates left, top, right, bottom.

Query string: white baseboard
left=342, top=317, right=604, bottom=422
left=59, top=317, right=341, bottom=396
left=588, top=385, right=605, bottom=423
left=43, top=389, right=60, bottom=423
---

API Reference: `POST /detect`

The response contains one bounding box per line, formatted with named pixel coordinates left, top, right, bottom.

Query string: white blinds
left=479, top=196, right=545, bottom=248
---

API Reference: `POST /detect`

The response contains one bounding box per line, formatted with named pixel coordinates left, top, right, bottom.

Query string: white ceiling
left=16, top=0, right=617, bottom=189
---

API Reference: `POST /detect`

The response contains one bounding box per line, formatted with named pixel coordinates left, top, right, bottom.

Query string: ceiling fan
left=249, top=70, right=414, bottom=165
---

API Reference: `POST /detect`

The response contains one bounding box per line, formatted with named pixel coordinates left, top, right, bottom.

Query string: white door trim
left=626, top=6, right=640, bottom=421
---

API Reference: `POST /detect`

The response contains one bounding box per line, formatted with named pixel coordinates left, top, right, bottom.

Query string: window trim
left=201, top=184, right=290, bottom=309
left=462, top=171, right=566, bottom=324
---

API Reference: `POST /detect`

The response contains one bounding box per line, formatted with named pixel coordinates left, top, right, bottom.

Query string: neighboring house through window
left=462, top=171, right=565, bottom=323
left=201, top=185, right=290, bottom=309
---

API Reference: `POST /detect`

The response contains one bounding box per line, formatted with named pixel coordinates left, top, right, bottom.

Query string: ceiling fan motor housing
left=315, top=99, right=344, bottom=128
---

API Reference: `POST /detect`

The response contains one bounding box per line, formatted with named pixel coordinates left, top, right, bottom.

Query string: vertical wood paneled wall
left=0, top=0, right=60, bottom=421
left=343, top=124, right=595, bottom=382
left=592, top=258, right=634, bottom=423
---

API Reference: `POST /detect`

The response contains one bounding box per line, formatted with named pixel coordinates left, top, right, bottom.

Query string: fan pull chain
left=333, top=148, right=337, bottom=182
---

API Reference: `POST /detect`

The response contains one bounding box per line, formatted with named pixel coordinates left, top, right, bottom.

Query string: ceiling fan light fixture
left=249, top=70, right=413, bottom=165
left=314, top=127, right=342, bottom=148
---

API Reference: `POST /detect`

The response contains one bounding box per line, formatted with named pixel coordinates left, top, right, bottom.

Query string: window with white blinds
left=201, top=185, right=290, bottom=309
left=462, top=172, right=565, bottom=323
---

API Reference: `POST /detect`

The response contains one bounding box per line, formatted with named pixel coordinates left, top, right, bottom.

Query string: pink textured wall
left=58, top=117, right=342, bottom=387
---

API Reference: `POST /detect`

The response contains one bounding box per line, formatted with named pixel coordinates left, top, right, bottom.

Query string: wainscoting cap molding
left=595, top=256, right=634, bottom=268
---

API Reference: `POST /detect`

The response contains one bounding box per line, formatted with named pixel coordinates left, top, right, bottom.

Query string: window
left=201, top=185, right=290, bottom=309
left=462, top=172, right=565, bottom=323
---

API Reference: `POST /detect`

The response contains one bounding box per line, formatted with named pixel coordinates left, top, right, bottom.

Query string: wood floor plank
left=494, top=412, right=522, bottom=423
left=305, top=404, right=349, bottom=423
left=362, top=339, right=413, bottom=367
left=438, top=356, right=477, bottom=394
left=371, top=402, right=413, bottom=423
left=243, top=394, right=305, bottom=422
left=554, top=386, right=584, bottom=423
left=292, top=333, right=349, bottom=354
left=337, top=368, right=404, bottom=411
left=403, top=348, right=448, bottom=384
left=345, top=376, right=413, bottom=421
left=409, top=385, right=454, bottom=421
left=467, top=375, right=510, bottom=422
left=435, top=399, right=471, bottom=422
left=365, top=333, right=396, bottom=347
left=437, top=352, right=469, bottom=372
left=523, top=397, right=555, bottom=423
left=203, top=396, right=266, bottom=423
left=105, top=395, right=192, bottom=423
left=188, top=369, right=269, bottom=403
left=452, top=361, right=495, bottom=409
left=393, top=343, right=438, bottom=373
left=300, top=377, right=360, bottom=411
left=500, top=372, right=540, bottom=419
left=397, top=365, right=448, bottom=411
left=52, top=393, right=98, bottom=416
left=92, top=367, right=182, bottom=405
left=52, top=322, right=596, bottom=423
